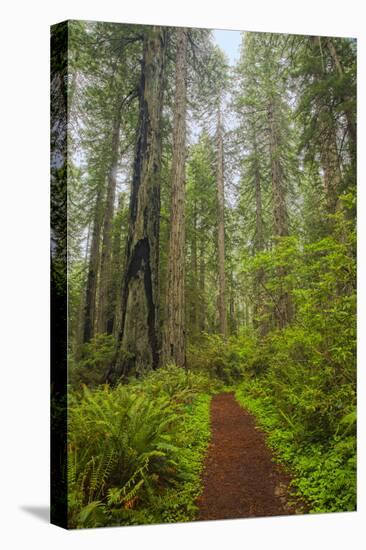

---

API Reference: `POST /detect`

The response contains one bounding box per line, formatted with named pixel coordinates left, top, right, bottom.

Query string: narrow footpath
left=197, top=393, right=303, bottom=521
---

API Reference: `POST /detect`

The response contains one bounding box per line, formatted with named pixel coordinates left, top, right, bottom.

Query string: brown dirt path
left=197, top=393, right=302, bottom=521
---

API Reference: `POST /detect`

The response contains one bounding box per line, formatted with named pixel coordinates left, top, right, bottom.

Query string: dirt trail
left=197, top=393, right=302, bottom=521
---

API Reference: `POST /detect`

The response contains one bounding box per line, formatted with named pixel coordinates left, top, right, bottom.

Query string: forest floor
left=197, top=393, right=305, bottom=521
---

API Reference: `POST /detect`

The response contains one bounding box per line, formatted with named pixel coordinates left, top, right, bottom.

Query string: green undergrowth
left=235, top=380, right=356, bottom=513
left=67, top=365, right=212, bottom=528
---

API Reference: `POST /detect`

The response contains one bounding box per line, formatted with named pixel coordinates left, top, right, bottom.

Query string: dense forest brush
left=68, top=366, right=213, bottom=527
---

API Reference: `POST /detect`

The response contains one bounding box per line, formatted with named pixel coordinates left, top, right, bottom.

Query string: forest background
left=1, top=1, right=366, bottom=550
left=53, top=17, right=356, bottom=528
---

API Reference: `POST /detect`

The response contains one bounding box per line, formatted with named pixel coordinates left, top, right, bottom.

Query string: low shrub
left=235, top=380, right=356, bottom=513
left=187, top=329, right=258, bottom=383
left=69, top=333, right=115, bottom=387
left=67, top=365, right=212, bottom=528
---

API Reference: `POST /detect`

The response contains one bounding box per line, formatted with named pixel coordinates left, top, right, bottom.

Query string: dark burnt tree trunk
left=216, top=103, right=227, bottom=337
left=162, top=28, right=188, bottom=367
left=110, top=27, right=166, bottom=380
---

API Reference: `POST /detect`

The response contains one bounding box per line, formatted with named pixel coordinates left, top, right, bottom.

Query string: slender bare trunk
left=312, top=38, right=343, bottom=214
left=267, top=99, right=292, bottom=328
left=229, top=268, right=236, bottom=334
left=254, top=149, right=264, bottom=251
left=75, top=224, right=90, bottom=355
left=109, top=193, right=127, bottom=337
left=83, top=178, right=104, bottom=343
left=96, top=99, right=122, bottom=334
left=320, top=131, right=342, bottom=214
left=162, top=28, right=188, bottom=367
left=312, top=36, right=352, bottom=267
left=325, top=37, right=356, bottom=172
left=190, top=198, right=198, bottom=332
left=198, top=236, right=206, bottom=332
left=268, top=101, right=288, bottom=239
left=216, top=104, right=227, bottom=337
left=252, top=138, right=267, bottom=335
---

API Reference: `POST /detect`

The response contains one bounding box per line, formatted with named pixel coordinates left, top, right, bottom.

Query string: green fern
left=67, top=366, right=212, bottom=527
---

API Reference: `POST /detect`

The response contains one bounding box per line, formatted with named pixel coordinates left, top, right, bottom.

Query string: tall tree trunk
left=190, top=198, right=198, bottom=333
left=96, top=99, right=122, bottom=334
left=229, top=268, right=236, bottom=335
left=111, top=27, right=166, bottom=380
left=75, top=223, right=90, bottom=355
left=244, top=297, right=250, bottom=327
left=267, top=99, right=292, bottom=328
left=83, top=178, right=105, bottom=343
left=254, top=147, right=264, bottom=252
left=109, top=193, right=127, bottom=337
left=162, top=28, right=188, bottom=367
left=312, top=37, right=344, bottom=214
left=216, top=104, right=227, bottom=337
left=268, top=101, right=288, bottom=239
left=325, top=37, right=356, bottom=167
left=319, top=130, right=342, bottom=214
left=252, top=138, right=267, bottom=335
left=198, top=235, right=206, bottom=332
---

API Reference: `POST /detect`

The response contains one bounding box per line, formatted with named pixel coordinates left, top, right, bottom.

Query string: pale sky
left=213, top=29, right=242, bottom=65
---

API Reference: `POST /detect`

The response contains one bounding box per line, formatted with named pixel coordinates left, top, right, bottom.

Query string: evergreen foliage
left=62, top=21, right=356, bottom=526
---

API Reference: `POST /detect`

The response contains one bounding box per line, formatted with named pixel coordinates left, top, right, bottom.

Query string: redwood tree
left=162, top=28, right=188, bottom=367
left=112, top=27, right=167, bottom=379
left=216, top=102, right=228, bottom=337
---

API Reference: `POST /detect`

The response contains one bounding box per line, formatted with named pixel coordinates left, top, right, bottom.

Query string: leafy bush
left=67, top=366, right=211, bottom=528
left=128, top=363, right=213, bottom=402
left=230, top=211, right=356, bottom=511
left=235, top=380, right=356, bottom=512
left=188, top=329, right=258, bottom=383
left=69, top=333, right=115, bottom=387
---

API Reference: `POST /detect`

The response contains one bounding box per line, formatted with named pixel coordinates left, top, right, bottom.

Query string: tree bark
left=83, top=177, right=105, bottom=343
left=109, top=193, right=127, bottom=337
left=319, top=130, right=342, bottom=214
left=325, top=38, right=356, bottom=173
left=190, top=197, right=198, bottom=333
left=254, top=146, right=264, bottom=252
left=198, top=234, right=206, bottom=333
left=111, top=27, right=166, bottom=379
left=216, top=104, right=227, bottom=337
left=96, top=98, right=122, bottom=334
left=162, top=28, right=188, bottom=367
left=312, top=37, right=343, bottom=214
left=75, top=223, right=90, bottom=356
left=252, top=137, right=267, bottom=335
left=267, top=99, right=292, bottom=329
left=267, top=101, right=288, bottom=239
left=229, top=268, right=236, bottom=335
